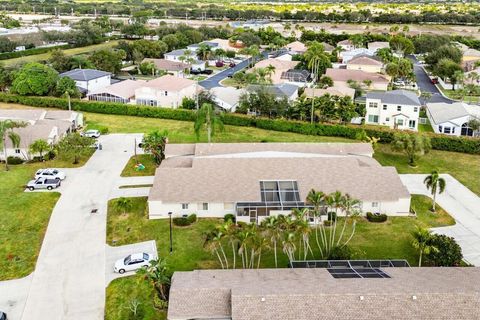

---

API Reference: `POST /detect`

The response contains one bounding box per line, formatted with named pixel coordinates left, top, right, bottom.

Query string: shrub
left=426, top=234, right=463, bottom=266
left=187, top=213, right=197, bottom=224
left=327, top=211, right=337, bottom=221
left=97, top=126, right=109, bottom=134
left=172, top=217, right=190, bottom=226
left=328, top=245, right=352, bottom=260
left=323, top=220, right=332, bottom=226
left=6, top=156, right=24, bottom=164
left=0, top=44, right=71, bottom=60
left=366, top=212, right=388, bottom=222
left=224, top=213, right=236, bottom=223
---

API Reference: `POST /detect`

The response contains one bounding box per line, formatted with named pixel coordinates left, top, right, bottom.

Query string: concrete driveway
left=13, top=133, right=143, bottom=320
left=105, top=241, right=157, bottom=286
left=400, top=174, right=480, bottom=266
left=0, top=275, right=32, bottom=320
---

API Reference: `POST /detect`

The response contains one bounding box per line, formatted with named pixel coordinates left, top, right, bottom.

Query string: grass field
left=105, top=195, right=454, bottom=320
left=3, top=40, right=121, bottom=67
left=0, top=156, right=91, bottom=280
left=121, top=154, right=157, bottom=177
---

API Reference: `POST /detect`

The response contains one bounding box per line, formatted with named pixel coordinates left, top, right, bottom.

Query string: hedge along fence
left=0, top=45, right=71, bottom=60
left=1, top=93, right=479, bottom=155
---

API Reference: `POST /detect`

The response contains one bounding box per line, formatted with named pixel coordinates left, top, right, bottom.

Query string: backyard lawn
left=121, top=154, right=157, bottom=177
left=0, top=155, right=92, bottom=280
left=105, top=195, right=454, bottom=320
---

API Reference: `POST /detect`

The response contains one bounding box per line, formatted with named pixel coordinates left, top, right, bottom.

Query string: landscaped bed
left=105, top=194, right=455, bottom=320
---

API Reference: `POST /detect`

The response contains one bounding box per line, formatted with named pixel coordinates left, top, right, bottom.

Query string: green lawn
left=121, top=154, right=157, bottom=177
left=105, top=195, right=454, bottom=319
left=374, top=144, right=480, bottom=195
left=0, top=155, right=92, bottom=280
left=3, top=40, right=121, bottom=67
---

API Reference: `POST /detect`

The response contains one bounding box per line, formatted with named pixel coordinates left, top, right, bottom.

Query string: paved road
left=199, top=52, right=269, bottom=89
left=408, top=55, right=453, bottom=105
left=18, top=134, right=142, bottom=320
left=400, top=174, right=480, bottom=266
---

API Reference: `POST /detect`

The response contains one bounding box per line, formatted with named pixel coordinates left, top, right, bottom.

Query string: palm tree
left=411, top=227, right=437, bottom=267
left=237, top=229, right=252, bottom=268
left=282, top=232, right=297, bottom=264
left=0, top=120, right=26, bottom=171
left=204, top=229, right=227, bottom=269
left=196, top=44, right=212, bottom=61
left=219, top=220, right=238, bottom=269
left=423, top=171, right=446, bottom=212
left=306, top=189, right=327, bottom=258
left=326, top=191, right=345, bottom=255
left=136, top=258, right=171, bottom=301
left=260, top=216, right=281, bottom=268
left=114, top=197, right=132, bottom=215
left=141, top=130, right=168, bottom=166
left=29, top=139, right=50, bottom=160
left=337, top=193, right=360, bottom=247
left=265, top=64, right=276, bottom=82
left=194, top=103, right=224, bottom=143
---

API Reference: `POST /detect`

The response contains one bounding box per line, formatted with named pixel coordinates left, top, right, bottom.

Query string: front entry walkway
left=400, top=174, right=480, bottom=266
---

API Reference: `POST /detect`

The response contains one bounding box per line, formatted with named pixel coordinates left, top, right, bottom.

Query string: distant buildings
left=346, top=55, right=384, bottom=74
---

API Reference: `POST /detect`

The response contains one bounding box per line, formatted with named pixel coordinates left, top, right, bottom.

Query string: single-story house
left=148, top=142, right=411, bottom=221
left=365, top=90, right=421, bottom=131
left=339, top=48, right=376, bottom=64
left=337, top=39, right=355, bottom=51
left=368, top=41, right=390, bottom=53
left=135, top=75, right=198, bottom=108
left=461, top=48, right=480, bottom=71
left=304, top=85, right=355, bottom=100
left=210, top=86, right=245, bottom=112
left=87, top=79, right=146, bottom=104
left=346, top=55, right=384, bottom=73
left=285, top=40, right=307, bottom=54
left=168, top=267, right=480, bottom=320
left=142, top=58, right=188, bottom=77
left=187, top=41, right=220, bottom=52
left=325, top=68, right=390, bottom=91
left=247, top=83, right=299, bottom=102
left=0, top=109, right=83, bottom=160
left=251, top=58, right=299, bottom=84
left=60, top=69, right=111, bottom=94
left=426, top=102, right=480, bottom=137
left=164, top=49, right=197, bottom=63
left=320, top=42, right=335, bottom=54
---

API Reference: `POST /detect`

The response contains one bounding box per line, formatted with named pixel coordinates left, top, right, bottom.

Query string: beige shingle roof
left=286, top=41, right=307, bottom=53
left=304, top=86, right=356, bottom=99
left=326, top=68, right=389, bottom=83
left=348, top=55, right=384, bottom=66
left=143, top=75, right=197, bottom=91
left=142, top=58, right=188, bottom=72
left=252, top=59, right=299, bottom=84
left=168, top=267, right=480, bottom=320
left=151, top=143, right=408, bottom=203
left=88, top=79, right=146, bottom=100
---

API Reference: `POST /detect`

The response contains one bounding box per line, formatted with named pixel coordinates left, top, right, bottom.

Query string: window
left=439, top=125, right=443, bottom=133
left=368, top=102, right=378, bottom=108
left=444, top=127, right=451, bottom=134
left=164, top=91, right=168, bottom=96
left=383, top=105, right=387, bottom=110
left=202, top=203, right=209, bottom=210
left=386, top=117, right=390, bottom=122
left=15, top=149, right=20, bottom=154
left=260, top=181, right=300, bottom=204
left=181, top=203, right=189, bottom=210
left=397, top=105, right=402, bottom=111
left=414, top=107, right=418, bottom=112
left=409, top=120, right=416, bottom=128
left=368, top=115, right=379, bottom=123
left=372, top=202, right=379, bottom=208
left=397, top=119, right=404, bottom=126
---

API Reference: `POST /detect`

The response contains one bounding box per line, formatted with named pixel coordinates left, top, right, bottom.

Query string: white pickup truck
left=27, top=177, right=61, bottom=191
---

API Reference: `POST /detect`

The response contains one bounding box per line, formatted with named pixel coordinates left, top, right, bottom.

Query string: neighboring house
left=135, top=75, right=198, bottom=108
left=142, top=58, right=188, bottom=77
left=190, top=60, right=206, bottom=71
left=337, top=39, right=355, bottom=51
left=285, top=40, right=307, bottom=54
left=326, top=68, right=390, bottom=91
left=346, top=55, right=384, bottom=73
left=461, top=48, right=480, bottom=71
left=339, top=48, right=376, bottom=64
left=187, top=41, right=220, bottom=52
left=251, top=58, right=299, bottom=84
left=210, top=86, right=245, bottom=112
left=273, top=51, right=295, bottom=62
left=320, top=42, right=335, bottom=54
left=426, top=102, right=480, bottom=137
left=87, top=79, right=146, bottom=104
left=168, top=267, right=480, bottom=320
left=247, top=83, right=299, bottom=102
left=304, top=85, right=356, bottom=100
left=0, top=109, right=83, bottom=160
left=164, top=49, right=196, bottom=62
left=60, top=69, right=111, bottom=94
left=368, top=41, right=390, bottom=52
left=365, top=90, right=421, bottom=131
left=280, top=69, right=310, bottom=86
left=148, top=142, right=411, bottom=220
left=465, top=67, right=480, bottom=85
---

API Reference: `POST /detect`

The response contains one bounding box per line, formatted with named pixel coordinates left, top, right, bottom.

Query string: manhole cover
left=91, top=209, right=98, bottom=214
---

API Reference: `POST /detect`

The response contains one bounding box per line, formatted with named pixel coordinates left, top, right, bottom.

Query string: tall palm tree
left=204, top=229, right=227, bottom=269
left=194, top=103, right=224, bottom=143
left=423, top=170, right=446, bottom=212
left=265, top=64, right=276, bottom=82
left=219, top=220, right=238, bottom=269
left=237, top=229, right=252, bottom=269
left=337, top=193, right=361, bottom=247
left=260, top=216, right=281, bottom=268
left=306, top=189, right=327, bottom=258
left=0, top=120, right=26, bottom=171
left=196, top=44, right=212, bottom=61
left=327, top=191, right=345, bottom=254
left=411, top=227, right=437, bottom=267
left=282, top=231, right=297, bottom=264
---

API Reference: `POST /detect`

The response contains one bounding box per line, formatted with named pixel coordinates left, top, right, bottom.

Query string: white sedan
left=81, top=130, right=100, bottom=138
left=35, top=168, right=66, bottom=180
left=114, top=252, right=155, bottom=274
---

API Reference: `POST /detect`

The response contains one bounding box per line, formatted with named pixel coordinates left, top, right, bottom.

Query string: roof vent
left=261, top=297, right=266, bottom=302
left=359, top=296, right=364, bottom=301
left=412, top=295, right=417, bottom=300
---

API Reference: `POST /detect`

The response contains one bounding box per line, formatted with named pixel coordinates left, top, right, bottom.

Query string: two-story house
left=365, top=90, right=421, bottom=131
left=134, top=75, right=198, bottom=108
left=60, top=69, right=111, bottom=94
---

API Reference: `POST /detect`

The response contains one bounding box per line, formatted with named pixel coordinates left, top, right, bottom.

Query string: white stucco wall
left=74, top=75, right=111, bottom=94
left=148, top=201, right=234, bottom=219
left=346, top=64, right=383, bottom=73
left=135, top=84, right=197, bottom=108
left=365, top=97, right=420, bottom=131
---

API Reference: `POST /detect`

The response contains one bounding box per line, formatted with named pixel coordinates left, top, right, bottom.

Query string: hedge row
left=1, top=93, right=479, bottom=155
left=0, top=45, right=71, bottom=61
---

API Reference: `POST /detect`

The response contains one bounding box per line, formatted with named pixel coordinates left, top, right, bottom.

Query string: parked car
left=0, top=311, right=7, bottom=320
left=35, top=168, right=66, bottom=181
left=81, top=130, right=100, bottom=138
left=229, top=62, right=236, bottom=68
left=215, top=61, right=224, bottom=67
left=114, top=252, right=155, bottom=274
left=227, top=72, right=234, bottom=78
left=27, top=177, right=61, bottom=191
left=431, top=77, right=439, bottom=84
left=190, top=69, right=201, bottom=75
left=202, top=69, right=213, bottom=75
left=393, top=80, right=406, bottom=87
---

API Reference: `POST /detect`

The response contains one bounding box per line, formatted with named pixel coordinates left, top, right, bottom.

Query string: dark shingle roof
left=367, top=90, right=421, bottom=106
left=247, top=83, right=298, bottom=98
left=60, top=69, right=111, bottom=81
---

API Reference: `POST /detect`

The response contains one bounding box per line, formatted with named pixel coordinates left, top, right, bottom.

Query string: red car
left=431, top=77, right=439, bottom=84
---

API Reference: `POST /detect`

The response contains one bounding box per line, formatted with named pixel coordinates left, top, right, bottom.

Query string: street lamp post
left=168, top=212, right=173, bottom=253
